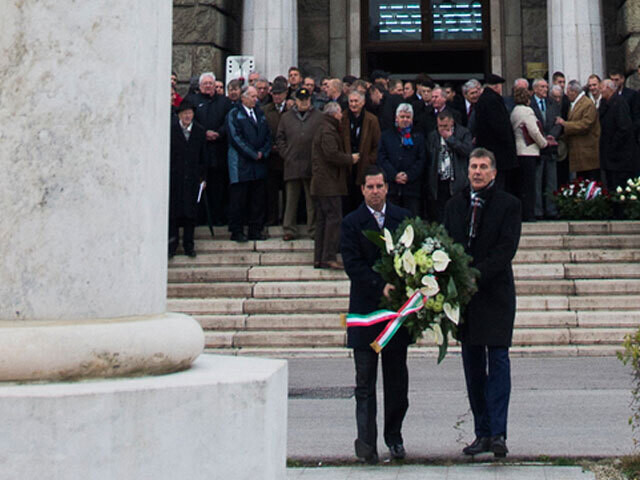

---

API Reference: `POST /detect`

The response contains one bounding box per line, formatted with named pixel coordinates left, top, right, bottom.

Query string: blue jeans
left=461, top=344, right=511, bottom=438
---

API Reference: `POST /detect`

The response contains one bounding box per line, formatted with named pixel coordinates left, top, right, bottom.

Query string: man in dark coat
left=610, top=70, right=640, bottom=141
left=377, top=103, right=426, bottom=217
left=443, top=147, right=522, bottom=458
left=169, top=101, right=207, bottom=258
left=474, top=74, right=518, bottom=192
left=530, top=78, right=563, bottom=219
left=599, top=79, right=640, bottom=191
left=262, top=78, right=290, bottom=225
left=424, top=110, right=472, bottom=222
left=226, top=86, right=272, bottom=242
left=340, top=165, right=412, bottom=464
left=311, top=102, right=358, bottom=269
left=184, top=72, right=233, bottom=226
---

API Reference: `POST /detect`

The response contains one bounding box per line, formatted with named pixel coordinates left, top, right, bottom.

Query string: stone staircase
left=167, top=221, right=640, bottom=358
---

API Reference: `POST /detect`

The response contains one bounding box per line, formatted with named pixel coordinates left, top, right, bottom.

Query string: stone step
left=234, top=330, right=346, bottom=348
left=244, top=297, right=349, bottom=314
left=576, top=311, right=640, bottom=327
left=167, top=298, right=245, bottom=315
left=169, top=252, right=261, bottom=267
left=167, top=282, right=254, bottom=298
left=253, top=281, right=351, bottom=298
left=167, top=267, right=250, bottom=283
left=247, top=266, right=347, bottom=282
left=243, top=314, right=342, bottom=330
left=565, top=263, right=640, bottom=279
left=568, top=295, right=640, bottom=310
left=192, top=221, right=640, bottom=239
left=569, top=327, right=637, bottom=345
left=197, top=315, right=246, bottom=330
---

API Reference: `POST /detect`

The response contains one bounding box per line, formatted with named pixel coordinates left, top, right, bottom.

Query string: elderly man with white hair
left=377, top=103, right=426, bottom=216
left=183, top=72, right=233, bottom=226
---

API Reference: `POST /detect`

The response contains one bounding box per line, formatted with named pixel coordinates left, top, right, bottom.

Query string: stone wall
left=172, top=0, right=241, bottom=95
left=297, top=0, right=330, bottom=78
left=521, top=0, right=548, bottom=66
left=604, top=0, right=624, bottom=76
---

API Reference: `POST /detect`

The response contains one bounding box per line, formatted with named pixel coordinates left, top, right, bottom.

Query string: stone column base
left=0, top=313, right=204, bottom=381
left=0, top=355, right=287, bottom=479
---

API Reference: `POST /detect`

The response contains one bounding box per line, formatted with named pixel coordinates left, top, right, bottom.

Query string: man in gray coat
left=277, top=87, right=324, bottom=240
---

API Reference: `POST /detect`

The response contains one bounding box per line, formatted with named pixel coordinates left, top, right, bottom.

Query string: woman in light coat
left=511, top=87, right=550, bottom=221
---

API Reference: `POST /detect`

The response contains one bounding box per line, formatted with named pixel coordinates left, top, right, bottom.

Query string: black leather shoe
left=388, top=443, right=406, bottom=460
left=354, top=439, right=378, bottom=465
left=185, top=250, right=197, bottom=258
left=248, top=232, right=267, bottom=241
left=462, top=437, right=491, bottom=455
left=490, top=435, right=508, bottom=458
left=230, top=232, right=248, bottom=243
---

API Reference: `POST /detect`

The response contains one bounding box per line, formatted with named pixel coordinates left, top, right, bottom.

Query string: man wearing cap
left=277, top=87, right=324, bottom=240
left=169, top=101, right=207, bottom=258
left=474, top=74, right=518, bottom=192
left=263, top=78, right=290, bottom=225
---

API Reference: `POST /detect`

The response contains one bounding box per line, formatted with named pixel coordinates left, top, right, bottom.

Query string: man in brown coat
left=262, top=78, right=289, bottom=225
left=277, top=87, right=324, bottom=240
left=556, top=80, right=601, bottom=178
left=311, top=102, right=358, bottom=269
left=341, top=90, right=382, bottom=214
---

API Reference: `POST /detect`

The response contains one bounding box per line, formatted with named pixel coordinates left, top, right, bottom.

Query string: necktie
left=249, top=109, right=256, bottom=122
left=540, top=99, right=545, bottom=112
left=467, top=103, right=473, bottom=119
left=373, top=211, right=384, bottom=229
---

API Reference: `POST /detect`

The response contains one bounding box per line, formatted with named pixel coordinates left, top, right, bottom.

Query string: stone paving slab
left=286, top=465, right=595, bottom=479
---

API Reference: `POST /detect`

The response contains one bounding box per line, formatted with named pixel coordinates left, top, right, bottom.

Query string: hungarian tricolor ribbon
left=342, top=291, right=427, bottom=353
left=585, top=181, right=602, bottom=200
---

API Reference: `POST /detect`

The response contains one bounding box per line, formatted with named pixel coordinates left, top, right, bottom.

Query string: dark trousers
left=343, top=177, right=364, bottom=216
left=387, top=194, right=420, bottom=217
left=425, top=180, right=453, bottom=223
left=605, top=170, right=635, bottom=192
left=313, top=196, right=342, bottom=264
left=229, top=179, right=266, bottom=236
left=354, top=346, right=409, bottom=450
left=266, top=167, right=284, bottom=225
left=202, top=166, right=228, bottom=226
left=461, top=344, right=511, bottom=438
left=168, top=217, right=195, bottom=255
left=514, top=155, right=537, bottom=221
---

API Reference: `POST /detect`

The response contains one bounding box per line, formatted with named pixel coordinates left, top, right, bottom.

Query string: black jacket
left=341, top=202, right=412, bottom=349
left=169, top=119, right=207, bottom=220
left=599, top=94, right=640, bottom=173
left=443, top=186, right=521, bottom=346
left=475, top=88, right=518, bottom=171
left=412, top=100, right=436, bottom=138
left=378, top=129, right=427, bottom=198
left=619, top=87, right=640, bottom=139
left=184, top=92, right=233, bottom=169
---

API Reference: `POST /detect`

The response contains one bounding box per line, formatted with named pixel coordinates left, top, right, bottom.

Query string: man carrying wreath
left=443, top=147, right=522, bottom=458
left=340, top=165, right=412, bottom=464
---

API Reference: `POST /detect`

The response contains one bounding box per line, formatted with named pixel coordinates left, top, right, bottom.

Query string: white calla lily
left=432, top=323, right=444, bottom=346
left=432, top=249, right=451, bottom=272
left=420, top=275, right=440, bottom=296
left=399, top=225, right=415, bottom=248
left=383, top=228, right=395, bottom=254
left=401, top=250, right=417, bottom=275
left=443, top=302, right=460, bottom=325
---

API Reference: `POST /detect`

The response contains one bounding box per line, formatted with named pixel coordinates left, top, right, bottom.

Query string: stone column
left=548, top=0, right=605, bottom=84
left=0, top=0, right=203, bottom=381
left=242, top=0, right=298, bottom=80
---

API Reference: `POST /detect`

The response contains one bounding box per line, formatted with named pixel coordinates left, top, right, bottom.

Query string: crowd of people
left=168, top=66, right=640, bottom=258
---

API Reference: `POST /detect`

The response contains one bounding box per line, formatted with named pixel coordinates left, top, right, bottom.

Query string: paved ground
left=287, top=356, right=634, bottom=462
left=287, top=464, right=595, bottom=479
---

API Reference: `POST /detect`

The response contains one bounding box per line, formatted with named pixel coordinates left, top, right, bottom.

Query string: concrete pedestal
left=0, top=355, right=287, bottom=480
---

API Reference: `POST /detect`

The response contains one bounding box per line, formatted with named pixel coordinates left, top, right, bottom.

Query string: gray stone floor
left=287, top=464, right=595, bottom=479
left=287, top=356, right=634, bottom=461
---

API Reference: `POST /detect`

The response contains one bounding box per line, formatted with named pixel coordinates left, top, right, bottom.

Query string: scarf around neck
left=397, top=126, right=413, bottom=146
left=467, top=180, right=495, bottom=247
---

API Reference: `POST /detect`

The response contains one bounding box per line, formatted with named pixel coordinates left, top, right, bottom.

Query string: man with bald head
left=599, top=78, right=640, bottom=190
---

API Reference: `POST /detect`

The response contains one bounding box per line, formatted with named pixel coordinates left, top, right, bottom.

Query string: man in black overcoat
left=340, top=166, right=412, bottom=464
left=599, top=79, right=640, bottom=191
left=474, top=75, right=518, bottom=193
left=169, top=102, right=207, bottom=258
left=443, top=147, right=522, bottom=458
left=184, top=72, right=233, bottom=226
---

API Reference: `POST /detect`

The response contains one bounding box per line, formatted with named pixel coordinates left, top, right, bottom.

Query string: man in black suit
left=169, top=101, right=207, bottom=258
left=599, top=79, right=640, bottom=191
left=474, top=74, right=518, bottom=193
left=443, top=148, right=522, bottom=458
left=530, top=78, right=563, bottom=219
left=610, top=69, right=640, bottom=142
left=340, top=166, right=412, bottom=464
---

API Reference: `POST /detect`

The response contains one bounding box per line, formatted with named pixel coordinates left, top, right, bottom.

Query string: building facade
left=172, top=0, right=637, bottom=92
